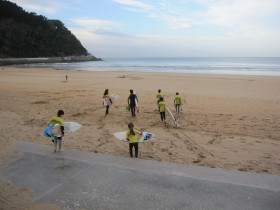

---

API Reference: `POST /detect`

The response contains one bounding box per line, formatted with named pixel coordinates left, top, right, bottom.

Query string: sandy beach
left=0, top=67, right=280, bottom=208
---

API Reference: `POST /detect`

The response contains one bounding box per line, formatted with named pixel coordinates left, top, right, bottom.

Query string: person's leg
left=106, top=105, right=109, bottom=115
left=133, top=104, right=136, bottom=116
left=54, top=137, right=58, bottom=152
left=129, top=143, right=133, bottom=157
left=163, top=112, right=166, bottom=120
left=160, top=112, right=163, bottom=121
left=131, top=104, right=135, bottom=116
left=177, top=105, right=180, bottom=113
left=58, top=137, right=63, bottom=151
left=135, top=143, right=138, bottom=158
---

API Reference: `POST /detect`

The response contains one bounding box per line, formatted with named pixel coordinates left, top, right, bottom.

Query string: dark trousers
left=106, top=105, right=109, bottom=115
left=130, top=103, right=136, bottom=116
left=129, top=143, right=138, bottom=158
left=160, top=112, right=166, bottom=121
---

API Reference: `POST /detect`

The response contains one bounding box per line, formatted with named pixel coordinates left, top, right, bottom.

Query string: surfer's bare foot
left=54, top=149, right=56, bottom=152
left=59, top=149, right=64, bottom=152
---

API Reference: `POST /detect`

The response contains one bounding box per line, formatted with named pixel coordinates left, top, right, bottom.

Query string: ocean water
left=26, top=57, right=280, bottom=76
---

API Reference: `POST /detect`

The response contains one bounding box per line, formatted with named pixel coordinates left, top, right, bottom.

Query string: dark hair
left=128, top=123, right=135, bottom=135
left=158, top=89, right=161, bottom=93
left=130, top=89, right=133, bottom=94
left=57, top=110, right=64, bottom=116
left=104, top=89, right=109, bottom=95
left=176, top=92, right=179, bottom=95
left=160, top=97, right=164, bottom=101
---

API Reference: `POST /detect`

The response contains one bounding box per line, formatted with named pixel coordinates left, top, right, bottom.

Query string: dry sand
left=0, top=67, right=280, bottom=208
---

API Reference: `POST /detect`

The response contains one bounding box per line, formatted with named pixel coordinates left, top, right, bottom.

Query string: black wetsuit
left=128, top=94, right=138, bottom=116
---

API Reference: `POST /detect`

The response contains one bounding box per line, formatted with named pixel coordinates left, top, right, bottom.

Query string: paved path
left=0, top=142, right=279, bottom=210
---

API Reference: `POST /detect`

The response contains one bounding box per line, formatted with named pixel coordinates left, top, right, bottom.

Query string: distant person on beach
left=156, top=89, right=163, bottom=111
left=128, top=89, right=138, bottom=117
left=158, top=97, right=166, bottom=122
left=48, top=110, right=64, bottom=152
left=174, top=92, right=182, bottom=114
left=126, top=123, right=142, bottom=158
left=66, top=75, right=68, bottom=81
left=103, top=89, right=112, bottom=116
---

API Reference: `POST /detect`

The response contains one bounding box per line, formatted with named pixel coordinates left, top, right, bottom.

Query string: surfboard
left=103, top=94, right=119, bottom=107
left=165, top=107, right=179, bottom=127
left=135, top=98, right=139, bottom=113
left=133, top=90, right=139, bottom=113
left=44, top=122, right=82, bottom=138
left=113, top=131, right=155, bottom=143
left=181, top=98, right=186, bottom=105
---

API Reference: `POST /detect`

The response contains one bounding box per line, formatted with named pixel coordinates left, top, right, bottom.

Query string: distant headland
left=0, top=0, right=102, bottom=65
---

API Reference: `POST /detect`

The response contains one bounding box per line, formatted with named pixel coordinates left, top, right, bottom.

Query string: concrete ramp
left=0, top=142, right=279, bottom=210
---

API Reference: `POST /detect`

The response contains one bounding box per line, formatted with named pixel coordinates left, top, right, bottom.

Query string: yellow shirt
left=126, top=129, right=141, bottom=143
left=158, top=101, right=166, bottom=112
left=156, top=93, right=163, bottom=99
left=174, top=95, right=182, bottom=105
left=103, top=94, right=110, bottom=98
left=48, top=116, right=64, bottom=126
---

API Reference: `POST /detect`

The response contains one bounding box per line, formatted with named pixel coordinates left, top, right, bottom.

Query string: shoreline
left=2, top=65, right=280, bottom=78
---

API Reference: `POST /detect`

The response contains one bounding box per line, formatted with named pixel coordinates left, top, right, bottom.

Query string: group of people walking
left=47, top=89, right=182, bottom=158
left=157, top=89, right=182, bottom=123
left=102, top=88, right=182, bottom=158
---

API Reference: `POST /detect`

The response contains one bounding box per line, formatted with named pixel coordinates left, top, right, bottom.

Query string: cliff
left=0, top=0, right=102, bottom=63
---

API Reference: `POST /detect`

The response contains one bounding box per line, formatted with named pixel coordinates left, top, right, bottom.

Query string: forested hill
left=0, top=0, right=95, bottom=58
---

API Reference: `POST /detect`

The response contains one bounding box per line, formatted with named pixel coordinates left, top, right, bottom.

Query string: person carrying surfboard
left=103, top=89, right=112, bottom=116
left=158, top=97, right=166, bottom=123
left=174, top=92, right=182, bottom=114
left=156, top=89, right=163, bottom=111
left=48, top=110, right=64, bottom=152
left=126, top=123, right=142, bottom=158
left=128, top=89, right=138, bottom=117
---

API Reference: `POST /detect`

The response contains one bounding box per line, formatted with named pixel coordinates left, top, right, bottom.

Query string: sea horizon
left=18, top=57, right=280, bottom=76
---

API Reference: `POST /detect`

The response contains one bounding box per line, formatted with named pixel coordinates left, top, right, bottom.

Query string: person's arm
left=48, top=117, right=53, bottom=126
left=61, top=126, right=64, bottom=136
left=135, top=129, right=142, bottom=135
left=126, top=131, right=129, bottom=141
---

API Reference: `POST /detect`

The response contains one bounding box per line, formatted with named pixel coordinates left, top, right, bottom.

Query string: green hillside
left=0, top=0, right=91, bottom=58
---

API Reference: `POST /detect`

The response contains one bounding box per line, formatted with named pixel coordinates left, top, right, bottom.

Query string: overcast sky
left=10, top=0, right=280, bottom=58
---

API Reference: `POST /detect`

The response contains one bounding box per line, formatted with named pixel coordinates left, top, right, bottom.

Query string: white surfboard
left=63, top=122, right=82, bottom=134
left=181, top=98, right=186, bottom=105
left=113, top=131, right=155, bottom=143
left=135, top=98, right=139, bottom=113
left=166, top=107, right=179, bottom=127
left=103, top=94, right=119, bottom=106
left=133, top=90, right=139, bottom=113
left=44, top=122, right=82, bottom=138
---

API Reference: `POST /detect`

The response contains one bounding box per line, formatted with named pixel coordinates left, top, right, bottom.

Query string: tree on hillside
left=0, top=0, right=88, bottom=58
